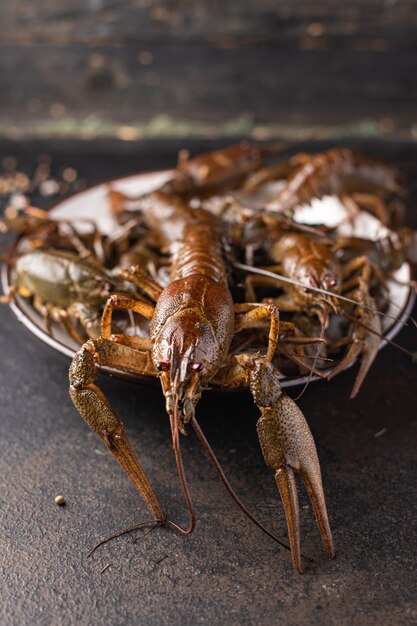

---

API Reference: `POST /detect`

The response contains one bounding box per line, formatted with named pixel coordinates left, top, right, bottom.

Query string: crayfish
left=2, top=143, right=416, bottom=573
left=68, top=191, right=334, bottom=573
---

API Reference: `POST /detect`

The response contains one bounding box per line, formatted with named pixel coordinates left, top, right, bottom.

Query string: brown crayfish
left=2, top=143, right=416, bottom=573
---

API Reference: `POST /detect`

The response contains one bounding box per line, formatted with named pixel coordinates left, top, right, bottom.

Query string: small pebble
left=54, top=495, right=66, bottom=505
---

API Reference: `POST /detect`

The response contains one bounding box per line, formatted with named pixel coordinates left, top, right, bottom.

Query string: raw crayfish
left=2, top=248, right=156, bottom=342
left=69, top=191, right=334, bottom=573
left=2, top=143, right=415, bottom=573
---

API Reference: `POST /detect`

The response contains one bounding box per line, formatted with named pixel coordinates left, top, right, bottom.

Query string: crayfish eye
left=323, top=273, right=337, bottom=289
left=156, top=361, right=171, bottom=372
left=325, top=276, right=337, bottom=288
left=190, top=361, right=203, bottom=373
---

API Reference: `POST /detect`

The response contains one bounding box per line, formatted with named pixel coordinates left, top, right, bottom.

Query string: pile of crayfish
left=1, top=143, right=416, bottom=573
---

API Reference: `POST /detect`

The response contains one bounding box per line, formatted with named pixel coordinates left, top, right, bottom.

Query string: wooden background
left=0, top=1, right=416, bottom=141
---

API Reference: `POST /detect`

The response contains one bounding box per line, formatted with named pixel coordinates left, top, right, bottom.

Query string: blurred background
left=1, top=0, right=416, bottom=143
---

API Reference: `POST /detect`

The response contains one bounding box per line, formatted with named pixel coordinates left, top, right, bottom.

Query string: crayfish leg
left=100, top=294, right=154, bottom=339
left=234, top=302, right=280, bottom=361
left=115, top=265, right=163, bottom=303
left=0, top=285, right=16, bottom=303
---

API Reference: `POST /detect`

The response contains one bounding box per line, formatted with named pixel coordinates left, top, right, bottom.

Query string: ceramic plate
left=2, top=170, right=414, bottom=389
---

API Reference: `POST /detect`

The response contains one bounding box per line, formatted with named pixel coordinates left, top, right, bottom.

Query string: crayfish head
left=299, top=260, right=341, bottom=295
left=152, top=309, right=222, bottom=430
left=296, top=260, right=341, bottom=319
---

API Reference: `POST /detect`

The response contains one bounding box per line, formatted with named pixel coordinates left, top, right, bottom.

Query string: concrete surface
left=0, top=140, right=416, bottom=626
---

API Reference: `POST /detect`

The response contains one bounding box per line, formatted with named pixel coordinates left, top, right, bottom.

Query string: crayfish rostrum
left=2, top=143, right=416, bottom=573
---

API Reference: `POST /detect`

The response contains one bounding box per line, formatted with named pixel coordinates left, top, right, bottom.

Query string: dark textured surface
left=2, top=44, right=416, bottom=134
left=1, top=2, right=417, bottom=140
left=3, top=1, right=417, bottom=42
left=0, top=140, right=416, bottom=626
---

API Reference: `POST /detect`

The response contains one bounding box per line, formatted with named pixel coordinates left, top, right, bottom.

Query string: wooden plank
left=0, top=42, right=416, bottom=140
left=1, top=1, right=417, bottom=48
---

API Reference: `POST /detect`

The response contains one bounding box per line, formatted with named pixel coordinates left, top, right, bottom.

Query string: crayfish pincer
left=236, top=354, right=335, bottom=573
left=68, top=193, right=334, bottom=572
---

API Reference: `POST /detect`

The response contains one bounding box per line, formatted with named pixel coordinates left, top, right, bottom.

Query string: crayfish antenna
left=86, top=407, right=199, bottom=557
left=86, top=401, right=199, bottom=557
left=167, top=400, right=196, bottom=535
left=87, top=519, right=161, bottom=557
left=86, top=510, right=198, bottom=558
left=293, top=307, right=328, bottom=401
left=234, top=262, right=408, bottom=326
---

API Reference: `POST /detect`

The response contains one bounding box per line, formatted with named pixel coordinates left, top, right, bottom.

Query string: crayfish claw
left=328, top=290, right=381, bottom=398
left=274, top=464, right=302, bottom=572
left=241, top=355, right=335, bottom=572
left=299, top=462, right=335, bottom=561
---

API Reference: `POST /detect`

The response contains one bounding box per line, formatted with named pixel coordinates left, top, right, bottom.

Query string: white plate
left=2, top=170, right=415, bottom=389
